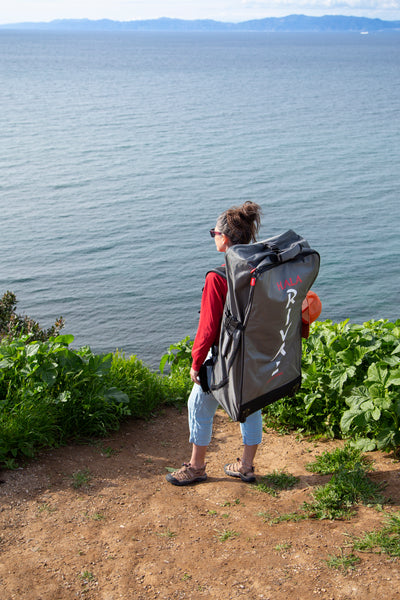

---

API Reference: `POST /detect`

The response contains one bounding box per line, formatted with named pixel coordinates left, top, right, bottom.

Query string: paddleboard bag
left=208, top=230, right=320, bottom=423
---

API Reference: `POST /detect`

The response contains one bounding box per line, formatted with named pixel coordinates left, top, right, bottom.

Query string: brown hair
left=216, top=201, right=261, bottom=245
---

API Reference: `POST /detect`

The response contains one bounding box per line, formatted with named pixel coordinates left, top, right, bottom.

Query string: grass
left=91, top=512, right=106, bottom=521
left=306, top=445, right=372, bottom=475
left=70, top=469, right=92, bottom=489
left=79, top=570, right=95, bottom=582
left=253, top=469, right=299, bottom=496
left=302, top=466, right=385, bottom=520
left=351, top=512, right=400, bottom=557
left=268, top=512, right=308, bottom=524
left=222, top=498, right=241, bottom=507
left=92, top=441, right=117, bottom=457
left=216, top=529, right=240, bottom=542
left=326, top=550, right=360, bottom=572
left=275, top=542, right=292, bottom=552
left=258, top=446, right=386, bottom=524
left=37, top=502, right=57, bottom=514
left=157, top=528, right=177, bottom=538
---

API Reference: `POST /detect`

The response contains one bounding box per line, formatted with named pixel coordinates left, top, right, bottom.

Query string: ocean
left=0, top=30, right=399, bottom=366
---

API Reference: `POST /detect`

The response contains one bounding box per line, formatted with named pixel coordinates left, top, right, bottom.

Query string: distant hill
left=1, top=15, right=400, bottom=32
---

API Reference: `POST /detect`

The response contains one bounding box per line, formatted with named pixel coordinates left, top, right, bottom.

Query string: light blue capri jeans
left=188, top=382, right=263, bottom=447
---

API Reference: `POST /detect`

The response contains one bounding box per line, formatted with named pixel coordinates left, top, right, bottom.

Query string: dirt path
left=1, top=406, right=400, bottom=600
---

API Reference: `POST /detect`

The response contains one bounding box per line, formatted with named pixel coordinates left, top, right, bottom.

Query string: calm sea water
left=0, top=31, right=399, bottom=366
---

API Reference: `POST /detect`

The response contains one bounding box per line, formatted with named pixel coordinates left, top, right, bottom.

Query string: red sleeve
left=191, top=272, right=227, bottom=372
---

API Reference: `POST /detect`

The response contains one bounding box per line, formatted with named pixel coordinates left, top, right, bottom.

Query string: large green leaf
left=345, top=386, right=370, bottom=409
left=26, top=343, right=41, bottom=357
left=340, top=409, right=367, bottom=433
left=330, top=365, right=356, bottom=392
left=104, top=387, right=129, bottom=404
left=54, top=334, right=74, bottom=345
left=387, top=369, right=400, bottom=387
left=367, top=363, right=389, bottom=385
left=350, top=438, right=377, bottom=452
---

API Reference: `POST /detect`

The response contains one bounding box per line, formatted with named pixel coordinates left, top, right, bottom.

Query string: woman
left=166, top=201, right=263, bottom=486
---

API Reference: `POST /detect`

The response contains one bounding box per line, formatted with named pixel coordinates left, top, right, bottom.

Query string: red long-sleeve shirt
left=191, top=271, right=228, bottom=372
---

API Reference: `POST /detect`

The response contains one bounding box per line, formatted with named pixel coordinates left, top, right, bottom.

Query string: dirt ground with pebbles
left=1, top=406, right=400, bottom=600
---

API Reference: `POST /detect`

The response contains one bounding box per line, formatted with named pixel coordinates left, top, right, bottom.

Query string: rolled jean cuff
left=188, top=383, right=219, bottom=446
left=188, top=381, right=263, bottom=447
left=240, top=409, right=263, bottom=446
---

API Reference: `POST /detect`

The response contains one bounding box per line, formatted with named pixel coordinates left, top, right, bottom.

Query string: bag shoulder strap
left=207, top=265, right=226, bottom=279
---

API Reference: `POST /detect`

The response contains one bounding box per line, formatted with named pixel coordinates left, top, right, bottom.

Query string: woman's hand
left=190, top=368, right=200, bottom=384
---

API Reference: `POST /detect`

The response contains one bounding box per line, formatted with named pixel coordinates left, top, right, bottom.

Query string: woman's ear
left=222, top=234, right=232, bottom=249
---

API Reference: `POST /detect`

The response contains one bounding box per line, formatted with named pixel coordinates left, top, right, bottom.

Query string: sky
left=1, top=0, right=400, bottom=25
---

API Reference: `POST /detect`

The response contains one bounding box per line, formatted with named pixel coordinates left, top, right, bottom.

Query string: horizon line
left=1, top=13, right=400, bottom=26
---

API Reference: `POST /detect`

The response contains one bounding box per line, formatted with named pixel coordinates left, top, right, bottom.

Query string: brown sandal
left=224, top=458, right=256, bottom=483
left=166, top=463, right=207, bottom=486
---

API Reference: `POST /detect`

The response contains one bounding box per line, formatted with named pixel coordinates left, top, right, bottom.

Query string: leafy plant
left=263, top=319, right=400, bottom=452
left=0, top=335, right=130, bottom=467
left=0, top=291, right=64, bottom=342
left=306, top=445, right=371, bottom=475
left=341, top=358, right=400, bottom=452
left=157, top=528, right=177, bottom=538
left=159, top=336, right=193, bottom=374
left=71, top=468, right=92, bottom=489
left=351, top=512, right=400, bottom=557
left=254, top=469, right=299, bottom=496
left=275, top=542, right=292, bottom=552
left=79, top=571, right=95, bottom=582
left=325, top=549, right=360, bottom=571
left=216, top=529, right=240, bottom=542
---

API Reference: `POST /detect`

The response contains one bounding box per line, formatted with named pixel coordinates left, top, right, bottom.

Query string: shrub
left=0, top=335, right=130, bottom=466
left=0, top=291, right=64, bottom=342
left=106, top=352, right=167, bottom=418
left=263, top=319, right=400, bottom=452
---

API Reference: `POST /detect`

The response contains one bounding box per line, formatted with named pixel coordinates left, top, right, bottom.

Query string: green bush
left=0, top=335, right=130, bottom=466
left=0, top=291, right=64, bottom=342
left=263, top=319, right=400, bottom=452
left=159, top=336, right=193, bottom=404
left=0, top=333, right=193, bottom=468
left=105, top=352, right=168, bottom=418
left=2, top=313, right=398, bottom=469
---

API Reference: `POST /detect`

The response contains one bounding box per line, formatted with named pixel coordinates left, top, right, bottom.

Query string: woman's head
left=213, top=201, right=261, bottom=251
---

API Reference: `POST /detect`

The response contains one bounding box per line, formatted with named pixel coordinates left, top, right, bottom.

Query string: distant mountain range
left=1, top=15, right=400, bottom=32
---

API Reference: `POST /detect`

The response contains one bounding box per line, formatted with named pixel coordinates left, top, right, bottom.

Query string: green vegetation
left=259, top=446, right=385, bottom=523
left=302, top=465, right=384, bottom=520
left=325, top=550, right=360, bottom=572
left=1, top=292, right=399, bottom=469
left=216, top=529, right=240, bottom=542
left=253, top=469, right=299, bottom=496
left=0, top=334, right=130, bottom=467
left=70, top=468, right=92, bottom=489
left=326, top=505, right=400, bottom=569
left=0, top=291, right=64, bottom=342
left=263, top=318, right=400, bottom=452
left=305, top=445, right=372, bottom=475
left=0, top=332, right=191, bottom=469
left=351, top=512, right=400, bottom=556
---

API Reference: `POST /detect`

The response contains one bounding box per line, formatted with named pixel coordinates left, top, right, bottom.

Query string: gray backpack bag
left=208, top=230, right=320, bottom=422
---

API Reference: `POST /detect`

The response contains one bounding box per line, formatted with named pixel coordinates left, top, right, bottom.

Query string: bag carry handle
left=263, top=240, right=305, bottom=264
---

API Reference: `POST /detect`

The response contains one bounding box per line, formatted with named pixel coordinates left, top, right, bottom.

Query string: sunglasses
left=209, top=229, right=223, bottom=238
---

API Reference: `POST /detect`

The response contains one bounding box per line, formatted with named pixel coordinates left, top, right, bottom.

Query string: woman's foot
left=166, top=463, right=207, bottom=486
left=224, top=458, right=256, bottom=483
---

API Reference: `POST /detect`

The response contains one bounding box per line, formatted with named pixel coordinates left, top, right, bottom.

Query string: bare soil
left=1, top=406, right=400, bottom=600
